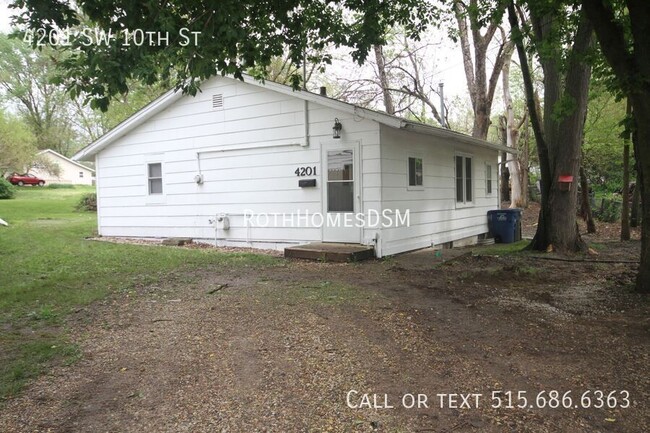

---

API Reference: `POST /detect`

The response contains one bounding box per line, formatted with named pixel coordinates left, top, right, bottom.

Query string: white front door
left=322, top=141, right=361, bottom=243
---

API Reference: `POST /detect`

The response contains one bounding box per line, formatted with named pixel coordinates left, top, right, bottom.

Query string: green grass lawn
left=0, top=186, right=280, bottom=400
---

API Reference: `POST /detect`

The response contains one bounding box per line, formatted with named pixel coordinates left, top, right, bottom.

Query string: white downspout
left=303, top=100, right=310, bottom=147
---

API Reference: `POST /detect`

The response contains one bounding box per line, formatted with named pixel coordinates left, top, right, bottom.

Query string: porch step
left=284, top=243, right=375, bottom=262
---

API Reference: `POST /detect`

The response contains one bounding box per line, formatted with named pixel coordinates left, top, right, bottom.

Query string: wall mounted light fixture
left=333, top=118, right=342, bottom=139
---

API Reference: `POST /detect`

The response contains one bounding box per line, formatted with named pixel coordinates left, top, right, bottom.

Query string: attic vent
left=212, top=94, right=224, bottom=110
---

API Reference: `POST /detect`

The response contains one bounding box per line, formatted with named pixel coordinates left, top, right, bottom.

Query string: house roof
left=73, top=74, right=512, bottom=161
left=39, top=149, right=96, bottom=172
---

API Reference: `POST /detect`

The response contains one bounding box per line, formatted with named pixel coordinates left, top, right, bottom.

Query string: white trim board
left=73, top=74, right=513, bottom=162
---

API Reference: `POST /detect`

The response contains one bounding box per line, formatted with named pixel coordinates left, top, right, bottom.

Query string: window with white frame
left=79, top=171, right=84, bottom=178
left=148, top=163, right=163, bottom=195
left=455, top=155, right=473, bottom=204
left=408, top=156, right=423, bottom=187
left=486, top=164, right=493, bottom=195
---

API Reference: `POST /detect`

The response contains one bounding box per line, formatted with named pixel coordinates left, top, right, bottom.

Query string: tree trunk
left=629, top=96, right=650, bottom=293
left=508, top=159, right=523, bottom=207
left=508, top=3, right=592, bottom=253
left=581, top=0, right=650, bottom=293
left=453, top=0, right=509, bottom=140
left=520, top=120, right=530, bottom=207
left=501, top=54, right=525, bottom=208
left=631, top=173, right=640, bottom=228
left=472, top=99, right=491, bottom=139
left=501, top=151, right=511, bottom=202
left=621, top=98, right=632, bottom=240
left=621, top=142, right=631, bottom=240
left=373, top=45, right=395, bottom=115
left=579, top=165, right=597, bottom=233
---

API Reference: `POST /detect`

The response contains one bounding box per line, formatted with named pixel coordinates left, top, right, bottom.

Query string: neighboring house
left=32, top=149, right=95, bottom=186
left=73, top=75, right=508, bottom=257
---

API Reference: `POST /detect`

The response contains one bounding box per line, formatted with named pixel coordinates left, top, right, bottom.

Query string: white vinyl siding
left=379, top=125, right=498, bottom=256
left=91, top=73, right=499, bottom=256
left=94, top=75, right=380, bottom=248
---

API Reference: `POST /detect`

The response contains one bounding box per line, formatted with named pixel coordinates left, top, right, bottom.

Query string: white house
left=32, top=149, right=95, bottom=185
left=73, top=75, right=508, bottom=257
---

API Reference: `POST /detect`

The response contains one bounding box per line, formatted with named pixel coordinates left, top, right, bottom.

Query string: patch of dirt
left=87, top=236, right=285, bottom=256
left=1, top=218, right=648, bottom=432
left=509, top=200, right=642, bottom=242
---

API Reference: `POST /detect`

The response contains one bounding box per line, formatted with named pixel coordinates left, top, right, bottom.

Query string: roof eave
left=72, top=74, right=513, bottom=161
left=39, top=149, right=96, bottom=172
left=400, top=122, right=516, bottom=154
left=72, top=88, right=183, bottom=161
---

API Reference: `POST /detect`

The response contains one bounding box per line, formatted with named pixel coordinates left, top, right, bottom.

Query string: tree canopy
left=10, top=0, right=436, bottom=111
left=0, top=34, right=77, bottom=155
left=0, top=108, right=36, bottom=176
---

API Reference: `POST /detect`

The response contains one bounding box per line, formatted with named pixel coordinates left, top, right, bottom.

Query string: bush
left=76, top=193, right=97, bottom=211
left=593, top=197, right=622, bottom=223
left=47, top=183, right=75, bottom=189
left=0, top=178, right=16, bottom=199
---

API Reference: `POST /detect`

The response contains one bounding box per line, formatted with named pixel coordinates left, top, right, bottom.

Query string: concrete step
left=284, top=242, right=375, bottom=262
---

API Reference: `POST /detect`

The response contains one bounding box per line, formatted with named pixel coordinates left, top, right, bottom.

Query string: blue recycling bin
left=487, top=209, right=522, bottom=243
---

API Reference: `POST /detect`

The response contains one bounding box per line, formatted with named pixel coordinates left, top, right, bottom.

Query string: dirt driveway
left=0, top=241, right=648, bottom=432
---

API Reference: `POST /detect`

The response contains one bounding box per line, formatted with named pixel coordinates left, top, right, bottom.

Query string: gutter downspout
left=302, top=55, right=309, bottom=148
left=303, top=99, right=310, bottom=147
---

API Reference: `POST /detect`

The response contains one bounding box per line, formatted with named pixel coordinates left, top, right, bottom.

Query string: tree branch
left=581, top=0, right=636, bottom=91
left=507, top=0, right=546, bottom=157
left=486, top=40, right=513, bottom=112
left=453, top=0, right=476, bottom=107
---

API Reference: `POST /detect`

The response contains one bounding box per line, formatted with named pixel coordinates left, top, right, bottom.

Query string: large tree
left=335, top=32, right=448, bottom=126
left=0, top=109, right=37, bottom=176
left=580, top=0, right=650, bottom=293
left=0, top=35, right=77, bottom=155
left=452, top=0, right=512, bottom=139
left=508, top=1, right=593, bottom=253
left=500, top=47, right=528, bottom=208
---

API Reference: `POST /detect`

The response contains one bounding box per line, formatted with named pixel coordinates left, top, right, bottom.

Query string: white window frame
left=455, top=153, right=474, bottom=207
left=79, top=171, right=84, bottom=178
left=485, top=163, right=494, bottom=196
left=147, top=162, right=163, bottom=195
left=145, top=156, right=165, bottom=204
left=407, top=155, right=424, bottom=191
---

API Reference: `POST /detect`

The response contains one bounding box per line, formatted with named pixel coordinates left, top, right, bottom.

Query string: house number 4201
left=294, top=166, right=317, bottom=176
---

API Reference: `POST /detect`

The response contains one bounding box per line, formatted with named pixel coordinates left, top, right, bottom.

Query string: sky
left=0, top=0, right=11, bottom=33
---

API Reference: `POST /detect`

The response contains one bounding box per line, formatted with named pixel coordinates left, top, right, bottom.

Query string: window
left=79, top=171, right=84, bottom=178
left=148, top=163, right=163, bottom=195
left=327, top=150, right=354, bottom=212
left=408, top=157, right=423, bottom=187
left=486, top=164, right=493, bottom=195
left=455, top=155, right=473, bottom=204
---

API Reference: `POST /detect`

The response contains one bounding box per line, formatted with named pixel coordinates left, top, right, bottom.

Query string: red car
left=7, top=173, right=46, bottom=186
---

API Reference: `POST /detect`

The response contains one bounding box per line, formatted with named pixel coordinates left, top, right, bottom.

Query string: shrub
left=47, top=183, right=75, bottom=189
left=0, top=178, right=16, bottom=199
left=593, top=197, right=622, bottom=223
left=76, top=193, right=97, bottom=211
